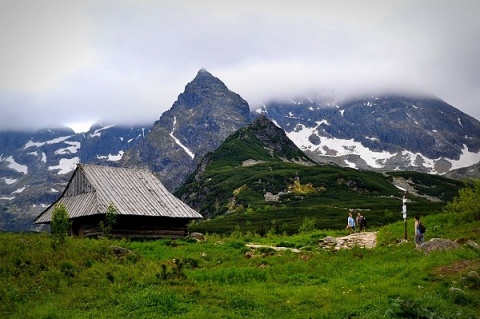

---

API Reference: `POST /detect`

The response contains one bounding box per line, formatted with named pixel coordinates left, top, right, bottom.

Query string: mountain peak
left=193, top=68, right=215, bottom=81
left=186, top=68, right=228, bottom=92
left=197, top=68, right=211, bottom=75
left=216, top=115, right=316, bottom=166
left=251, top=115, right=276, bottom=127
left=121, top=69, right=251, bottom=191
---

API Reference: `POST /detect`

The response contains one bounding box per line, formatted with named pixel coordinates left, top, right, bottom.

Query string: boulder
left=417, top=238, right=461, bottom=254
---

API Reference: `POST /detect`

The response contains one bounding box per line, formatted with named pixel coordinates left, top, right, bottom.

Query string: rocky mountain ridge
left=257, top=95, right=480, bottom=174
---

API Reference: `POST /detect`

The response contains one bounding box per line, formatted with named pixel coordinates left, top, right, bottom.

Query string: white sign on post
left=402, top=204, right=407, bottom=219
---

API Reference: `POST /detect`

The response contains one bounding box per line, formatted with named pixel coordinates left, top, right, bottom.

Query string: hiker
left=357, top=212, right=366, bottom=232
left=356, top=212, right=360, bottom=232
left=414, top=214, right=425, bottom=247
left=346, top=212, right=355, bottom=234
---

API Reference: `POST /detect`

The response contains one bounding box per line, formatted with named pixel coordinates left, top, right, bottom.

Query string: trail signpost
left=402, top=192, right=407, bottom=240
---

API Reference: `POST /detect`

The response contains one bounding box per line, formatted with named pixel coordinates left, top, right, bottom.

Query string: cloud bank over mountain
left=1, top=0, right=479, bottom=131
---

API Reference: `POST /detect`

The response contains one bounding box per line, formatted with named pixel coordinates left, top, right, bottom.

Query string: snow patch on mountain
left=97, top=150, right=124, bottom=162
left=32, top=203, right=48, bottom=208
left=11, top=186, right=26, bottom=194
left=344, top=159, right=357, bottom=168
left=54, top=141, right=81, bottom=155
left=287, top=112, right=300, bottom=119
left=287, top=124, right=396, bottom=168
left=449, top=144, right=480, bottom=170
left=48, top=157, right=79, bottom=174
left=287, top=122, right=480, bottom=173
left=401, top=150, right=436, bottom=169
left=364, top=101, right=373, bottom=107
left=170, top=116, right=195, bottom=159
left=1, top=156, right=28, bottom=174
left=255, top=105, right=268, bottom=115
left=89, top=125, right=115, bottom=138
left=27, top=150, right=46, bottom=163
left=271, top=120, right=282, bottom=128
left=24, top=135, right=72, bottom=149
left=2, top=178, right=18, bottom=185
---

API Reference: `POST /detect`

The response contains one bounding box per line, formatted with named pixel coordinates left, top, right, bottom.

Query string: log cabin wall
left=71, top=215, right=190, bottom=239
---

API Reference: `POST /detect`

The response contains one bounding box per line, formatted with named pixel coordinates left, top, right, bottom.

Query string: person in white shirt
left=346, top=212, right=355, bottom=234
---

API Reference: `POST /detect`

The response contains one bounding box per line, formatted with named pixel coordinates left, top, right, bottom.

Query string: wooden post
left=402, top=192, right=407, bottom=240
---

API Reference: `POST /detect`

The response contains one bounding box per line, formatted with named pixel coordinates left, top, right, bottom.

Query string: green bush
left=99, top=203, right=119, bottom=238
left=445, top=178, right=480, bottom=221
left=228, top=241, right=245, bottom=249
left=50, top=204, right=70, bottom=249
left=298, top=217, right=316, bottom=233
left=385, top=296, right=436, bottom=318
left=276, top=241, right=296, bottom=248
left=59, top=261, right=77, bottom=278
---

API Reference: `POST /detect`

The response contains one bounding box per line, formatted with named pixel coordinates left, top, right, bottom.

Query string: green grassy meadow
left=1, top=211, right=479, bottom=318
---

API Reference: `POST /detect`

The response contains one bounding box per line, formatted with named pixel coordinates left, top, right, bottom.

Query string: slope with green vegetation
left=1, top=208, right=479, bottom=318
left=176, top=117, right=465, bottom=235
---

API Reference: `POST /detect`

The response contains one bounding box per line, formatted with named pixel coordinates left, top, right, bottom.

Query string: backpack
left=418, top=222, right=426, bottom=234
left=360, top=216, right=366, bottom=227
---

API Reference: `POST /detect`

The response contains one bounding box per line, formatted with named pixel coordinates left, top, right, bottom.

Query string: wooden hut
left=34, top=164, right=203, bottom=239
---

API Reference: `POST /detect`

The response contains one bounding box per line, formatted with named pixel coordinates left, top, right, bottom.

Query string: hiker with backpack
left=414, top=214, right=426, bottom=247
left=357, top=212, right=367, bottom=232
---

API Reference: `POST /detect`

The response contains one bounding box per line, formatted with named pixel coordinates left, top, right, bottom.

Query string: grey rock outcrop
left=417, top=238, right=461, bottom=254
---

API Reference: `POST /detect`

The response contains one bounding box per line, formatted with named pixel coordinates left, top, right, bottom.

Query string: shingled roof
left=34, top=164, right=202, bottom=224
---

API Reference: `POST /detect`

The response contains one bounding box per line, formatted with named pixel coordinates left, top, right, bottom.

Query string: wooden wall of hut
left=71, top=215, right=190, bottom=239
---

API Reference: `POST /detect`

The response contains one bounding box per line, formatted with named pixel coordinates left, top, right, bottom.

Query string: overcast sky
left=1, top=0, right=479, bottom=132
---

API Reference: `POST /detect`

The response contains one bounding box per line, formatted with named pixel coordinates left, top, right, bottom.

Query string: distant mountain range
left=1, top=69, right=479, bottom=231
left=257, top=95, right=480, bottom=174
left=176, top=115, right=465, bottom=234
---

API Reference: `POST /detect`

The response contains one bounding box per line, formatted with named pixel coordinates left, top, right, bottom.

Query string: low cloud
left=1, top=0, right=479, bottom=131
